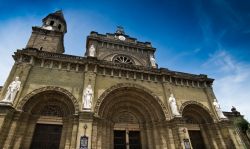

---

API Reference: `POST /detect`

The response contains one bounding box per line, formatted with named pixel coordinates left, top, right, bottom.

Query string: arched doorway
left=20, top=88, right=78, bottom=149
left=93, top=85, right=166, bottom=149
left=181, top=103, right=214, bottom=149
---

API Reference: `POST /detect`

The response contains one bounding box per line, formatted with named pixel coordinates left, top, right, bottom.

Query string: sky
left=0, top=0, right=250, bottom=120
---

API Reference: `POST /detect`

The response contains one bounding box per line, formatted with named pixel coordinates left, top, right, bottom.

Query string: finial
left=231, top=106, right=240, bottom=116
left=116, top=26, right=125, bottom=35
left=231, top=106, right=236, bottom=112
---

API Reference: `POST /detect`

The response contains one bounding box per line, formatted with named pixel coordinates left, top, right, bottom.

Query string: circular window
left=113, top=55, right=134, bottom=65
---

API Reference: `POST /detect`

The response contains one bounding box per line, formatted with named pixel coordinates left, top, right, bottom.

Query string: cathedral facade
left=0, top=11, right=245, bottom=149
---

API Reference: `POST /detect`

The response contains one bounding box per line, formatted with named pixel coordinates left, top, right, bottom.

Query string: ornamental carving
left=94, top=83, right=169, bottom=119
left=16, top=86, right=79, bottom=114
left=40, top=105, right=64, bottom=117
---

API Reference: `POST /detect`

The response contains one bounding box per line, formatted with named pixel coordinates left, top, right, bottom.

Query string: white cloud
left=204, top=50, right=250, bottom=121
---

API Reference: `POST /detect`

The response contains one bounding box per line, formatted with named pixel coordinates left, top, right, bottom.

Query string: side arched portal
left=14, top=87, right=79, bottom=149
left=180, top=101, right=222, bottom=149
left=92, top=84, right=168, bottom=149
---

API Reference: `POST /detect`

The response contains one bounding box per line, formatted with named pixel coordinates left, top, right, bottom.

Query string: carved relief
left=94, top=83, right=169, bottom=119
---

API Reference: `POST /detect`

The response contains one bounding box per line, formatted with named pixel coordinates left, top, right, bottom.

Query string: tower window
left=50, top=21, right=54, bottom=26
left=58, top=24, right=62, bottom=30
left=40, top=47, right=43, bottom=51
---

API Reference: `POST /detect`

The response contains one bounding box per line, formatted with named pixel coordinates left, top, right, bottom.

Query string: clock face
left=118, top=35, right=126, bottom=41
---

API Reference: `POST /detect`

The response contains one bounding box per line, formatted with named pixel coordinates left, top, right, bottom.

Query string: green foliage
left=234, top=117, right=249, bottom=134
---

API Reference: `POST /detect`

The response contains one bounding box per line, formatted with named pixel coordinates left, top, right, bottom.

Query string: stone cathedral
left=0, top=10, right=246, bottom=149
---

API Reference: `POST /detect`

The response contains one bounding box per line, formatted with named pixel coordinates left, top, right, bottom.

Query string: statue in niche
left=83, top=85, right=93, bottom=110
left=2, top=77, right=21, bottom=103
left=168, top=93, right=181, bottom=117
left=150, top=55, right=156, bottom=68
left=213, top=99, right=227, bottom=119
left=88, top=44, right=95, bottom=57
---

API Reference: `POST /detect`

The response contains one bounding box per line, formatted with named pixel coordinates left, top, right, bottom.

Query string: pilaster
left=76, top=112, right=94, bottom=149
left=2, top=110, right=22, bottom=148
left=0, top=104, right=15, bottom=149
left=70, top=115, right=79, bottom=149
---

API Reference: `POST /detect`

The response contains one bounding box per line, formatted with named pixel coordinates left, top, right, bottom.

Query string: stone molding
left=16, top=86, right=79, bottom=114
left=94, top=83, right=169, bottom=119
left=13, top=49, right=214, bottom=89
left=179, top=100, right=216, bottom=122
left=87, top=31, right=155, bottom=50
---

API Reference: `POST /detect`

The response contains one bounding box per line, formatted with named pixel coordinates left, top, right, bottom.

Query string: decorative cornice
left=13, top=48, right=214, bottom=87
left=87, top=32, right=156, bottom=51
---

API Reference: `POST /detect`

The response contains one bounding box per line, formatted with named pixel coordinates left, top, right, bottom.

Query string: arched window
left=50, top=21, right=54, bottom=26
left=39, top=47, right=43, bottom=51
left=58, top=24, right=61, bottom=30
left=113, top=55, right=134, bottom=65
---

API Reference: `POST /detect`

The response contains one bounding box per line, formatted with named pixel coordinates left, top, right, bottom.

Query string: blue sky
left=0, top=0, right=250, bottom=120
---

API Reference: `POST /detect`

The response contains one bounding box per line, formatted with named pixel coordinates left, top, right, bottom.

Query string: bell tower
left=26, top=10, right=67, bottom=53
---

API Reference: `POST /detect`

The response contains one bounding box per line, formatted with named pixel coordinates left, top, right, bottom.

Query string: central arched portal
left=93, top=86, right=166, bottom=149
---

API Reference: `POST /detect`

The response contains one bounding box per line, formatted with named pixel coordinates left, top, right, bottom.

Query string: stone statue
left=150, top=55, right=156, bottom=68
left=168, top=93, right=181, bottom=117
left=83, top=85, right=93, bottom=110
left=213, top=99, right=227, bottom=119
left=2, top=77, right=21, bottom=103
left=88, top=44, right=95, bottom=57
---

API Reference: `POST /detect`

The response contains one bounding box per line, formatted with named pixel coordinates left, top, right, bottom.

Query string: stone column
left=12, top=112, right=30, bottom=149
left=101, top=121, right=107, bottom=148
left=63, top=117, right=73, bottom=149
left=204, top=123, right=219, bottom=149
left=21, top=115, right=38, bottom=149
left=167, top=126, right=176, bottom=149
left=170, top=118, right=184, bottom=149
left=0, top=104, right=15, bottom=149
left=91, top=120, right=98, bottom=149
left=158, top=122, right=169, bottom=149
left=146, top=123, right=154, bottom=149
left=140, top=124, right=147, bottom=149
left=70, top=115, right=79, bottom=149
left=2, top=111, right=21, bottom=148
left=96, top=120, right=103, bottom=148
left=105, top=121, right=112, bottom=149
left=152, top=122, right=161, bottom=149
left=213, top=123, right=227, bottom=148
left=199, top=124, right=212, bottom=149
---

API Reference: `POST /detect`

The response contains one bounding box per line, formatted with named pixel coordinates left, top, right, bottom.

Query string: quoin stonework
left=0, top=10, right=247, bottom=149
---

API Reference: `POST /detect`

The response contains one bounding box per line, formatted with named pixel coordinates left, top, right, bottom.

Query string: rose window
left=113, top=55, right=134, bottom=65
